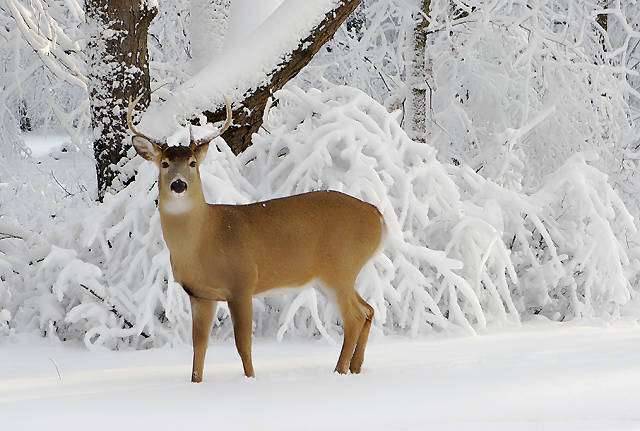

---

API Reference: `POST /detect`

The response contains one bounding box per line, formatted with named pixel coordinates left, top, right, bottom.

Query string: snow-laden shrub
left=246, top=86, right=636, bottom=335
left=454, top=155, right=636, bottom=321
left=2, top=86, right=635, bottom=348
left=0, top=151, right=95, bottom=343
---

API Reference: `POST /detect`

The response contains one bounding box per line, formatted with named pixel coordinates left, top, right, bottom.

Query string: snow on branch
left=2, top=0, right=639, bottom=348
left=2, top=0, right=87, bottom=90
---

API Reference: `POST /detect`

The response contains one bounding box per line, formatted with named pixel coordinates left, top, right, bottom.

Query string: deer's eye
left=161, top=161, right=169, bottom=168
left=189, top=161, right=196, bottom=168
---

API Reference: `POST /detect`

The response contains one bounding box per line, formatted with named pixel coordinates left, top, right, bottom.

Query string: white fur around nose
left=162, top=195, right=193, bottom=215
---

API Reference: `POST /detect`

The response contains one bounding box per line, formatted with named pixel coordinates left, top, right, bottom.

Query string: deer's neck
left=158, top=190, right=210, bottom=255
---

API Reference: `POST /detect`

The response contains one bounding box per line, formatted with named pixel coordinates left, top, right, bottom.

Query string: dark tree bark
left=596, top=0, right=608, bottom=32
left=86, top=0, right=156, bottom=201
left=203, top=0, right=362, bottom=155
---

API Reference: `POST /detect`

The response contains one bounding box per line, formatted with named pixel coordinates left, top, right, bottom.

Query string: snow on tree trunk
left=187, top=0, right=230, bottom=74
left=86, top=0, right=156, bottom=201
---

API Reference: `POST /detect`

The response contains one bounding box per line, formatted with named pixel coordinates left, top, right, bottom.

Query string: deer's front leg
left=228, top=296, right=255, bottom=378
left=189, top=295, right=216, bottom=383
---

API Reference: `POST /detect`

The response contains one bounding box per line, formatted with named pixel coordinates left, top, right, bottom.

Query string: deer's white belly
left=255, top=281, right=338, bottom=307
left=256, top=286, right=306, bottom=298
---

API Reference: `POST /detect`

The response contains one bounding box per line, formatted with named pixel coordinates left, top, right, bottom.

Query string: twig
left=363, top=56, right=394, bottom=92
left=0, top=232, right=24, bottom=240
left=51, top=171, right=73, bottom=197
left=49, top=357, right=61, bottom=380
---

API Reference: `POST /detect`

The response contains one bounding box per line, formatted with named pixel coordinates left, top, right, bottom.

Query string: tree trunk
left=202, top=0, right=362, bottom=155
left=86, top=0, right=156, bottom=201
left=406, top=0, right=431, bottom=143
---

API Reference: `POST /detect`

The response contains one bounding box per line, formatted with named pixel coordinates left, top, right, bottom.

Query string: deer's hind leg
left=349, top=293, right=374, bottom=374
left=330, top=284, right=371, bottom=375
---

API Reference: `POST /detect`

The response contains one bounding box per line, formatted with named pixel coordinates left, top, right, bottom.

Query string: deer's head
left=127, top=95, right=232, bottom=213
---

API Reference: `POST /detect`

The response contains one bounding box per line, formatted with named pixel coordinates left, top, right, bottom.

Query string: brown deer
left=127, top=95, right=386, bottom=382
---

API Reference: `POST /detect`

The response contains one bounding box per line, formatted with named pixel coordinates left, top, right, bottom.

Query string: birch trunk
left=406, top=0, right=431, bottom=143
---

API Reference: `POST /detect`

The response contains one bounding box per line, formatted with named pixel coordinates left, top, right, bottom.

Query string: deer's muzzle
left=171, top=179, right=188, bottom=194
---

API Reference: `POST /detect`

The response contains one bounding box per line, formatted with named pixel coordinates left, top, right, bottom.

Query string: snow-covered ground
left=2, top=320, right=640, bottom=430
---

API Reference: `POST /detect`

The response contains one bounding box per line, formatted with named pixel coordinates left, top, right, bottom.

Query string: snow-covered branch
left=1, top=0, right=639, bottom=349
left=1, top=0, right=86, bottom=90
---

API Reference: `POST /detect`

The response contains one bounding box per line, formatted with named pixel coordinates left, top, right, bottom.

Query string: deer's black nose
left=171, top=179, right=187, bottom=194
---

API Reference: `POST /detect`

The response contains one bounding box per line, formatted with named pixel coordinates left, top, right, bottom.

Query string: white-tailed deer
left=127, top=95, right=386, bottom=382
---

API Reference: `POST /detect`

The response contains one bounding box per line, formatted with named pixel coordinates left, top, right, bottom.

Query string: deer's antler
left=189, top=96, right=233, bottom=150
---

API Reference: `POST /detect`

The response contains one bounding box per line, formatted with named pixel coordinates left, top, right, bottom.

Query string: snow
left=5, top=129, right=640, bottom=431
left=19, top=134, right=70, bottom=158
left=225, top=0, right=284, bottom=46
left=2, top=321, right=639, bottom=430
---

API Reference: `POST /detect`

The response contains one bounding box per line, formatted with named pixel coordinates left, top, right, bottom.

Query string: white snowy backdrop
left=1, top=0, right=640, bottom=357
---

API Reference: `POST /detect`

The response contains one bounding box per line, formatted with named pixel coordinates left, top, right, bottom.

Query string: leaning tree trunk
left=203, top=0, right=362, bottom=155
left=86, top=0, right=156, bottom=201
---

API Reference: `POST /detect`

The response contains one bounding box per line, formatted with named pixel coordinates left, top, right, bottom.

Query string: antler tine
left=127, top=94, right=167, bottom=149
left=189, top=96, right=233, bottom=150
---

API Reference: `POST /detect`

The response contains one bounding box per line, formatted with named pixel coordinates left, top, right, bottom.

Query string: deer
left=127, top=95, right=386, bottom=382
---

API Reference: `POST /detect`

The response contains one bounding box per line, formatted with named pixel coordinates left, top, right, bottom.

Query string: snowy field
left=2, top=321, right=640, bottom=431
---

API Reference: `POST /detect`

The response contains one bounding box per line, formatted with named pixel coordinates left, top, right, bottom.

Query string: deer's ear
left=194, top=142, right=210, bottom=163
left=132, top=136, right=161, bottom=161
